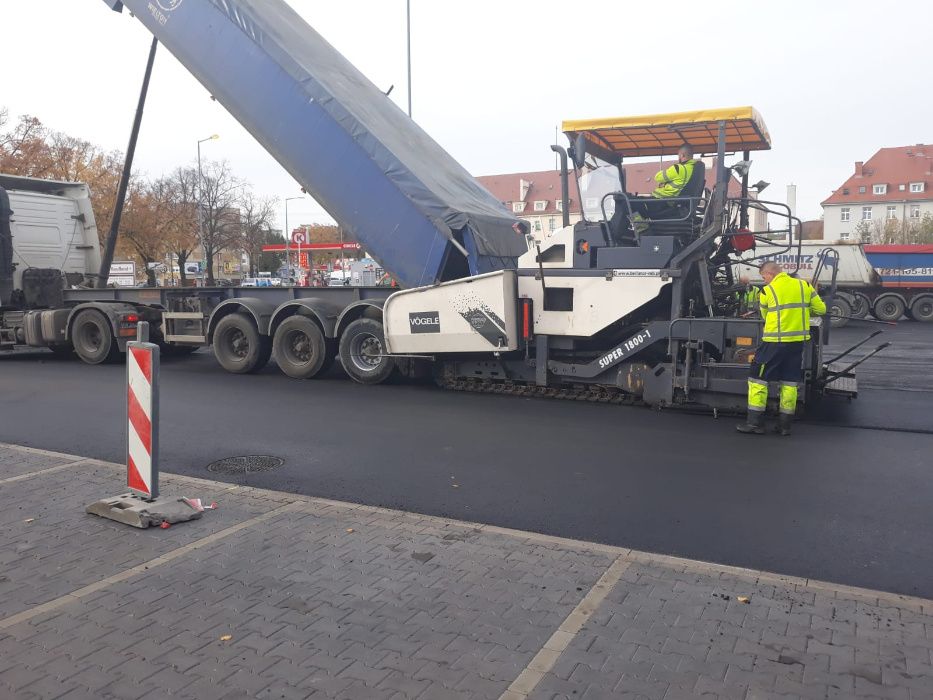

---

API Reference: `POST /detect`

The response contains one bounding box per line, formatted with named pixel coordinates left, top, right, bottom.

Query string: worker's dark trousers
left=630, top=199, right=678, bottom=220
left=748, top=342, right=803, bottom=415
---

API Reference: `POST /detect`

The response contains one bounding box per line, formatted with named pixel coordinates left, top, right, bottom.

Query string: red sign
left=291, top=228, right=309, bottom=245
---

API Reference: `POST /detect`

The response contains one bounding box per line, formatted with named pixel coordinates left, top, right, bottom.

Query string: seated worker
left=629, top=144, right=699, bottom=220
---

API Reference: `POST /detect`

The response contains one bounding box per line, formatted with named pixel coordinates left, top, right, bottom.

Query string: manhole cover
left=206, top=455, right=283, bottom=474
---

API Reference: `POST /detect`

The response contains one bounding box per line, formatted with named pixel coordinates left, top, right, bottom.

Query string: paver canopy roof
left=563, top=106, right=772, bottom=160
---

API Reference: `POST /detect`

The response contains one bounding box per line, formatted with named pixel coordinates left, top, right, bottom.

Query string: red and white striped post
left=126, top=322, right=159, bottom=500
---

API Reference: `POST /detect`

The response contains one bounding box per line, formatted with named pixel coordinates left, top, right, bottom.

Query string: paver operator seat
left=606, top=159, right=707, bottom=245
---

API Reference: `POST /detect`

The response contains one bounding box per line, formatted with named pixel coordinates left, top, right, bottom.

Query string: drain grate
left=206, top=455, right=284, bottom=474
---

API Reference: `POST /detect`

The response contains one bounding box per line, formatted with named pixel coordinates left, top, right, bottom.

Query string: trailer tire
left=872, top=294, right=906, bottom=322
left=338, top=318, right=395, bottom=385
left=829, top=297, right=851, bottom=328
left=850, top=292, right=871, bottom=319
left=273, top=315, right=330, bottom=379
left=910, top=294, right=933, bottom=323
left=212, top=312, right=270, bottom=374
left=72, top=310, right=119, bottom=365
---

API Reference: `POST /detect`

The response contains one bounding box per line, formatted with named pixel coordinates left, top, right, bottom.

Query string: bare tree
left=237, top=189, right=279, bottom=276
left=857, top=214, right=933, bottom=245
left=163, top=167, right=200, bottom=286
left=198, top=160, right=243, bottom=284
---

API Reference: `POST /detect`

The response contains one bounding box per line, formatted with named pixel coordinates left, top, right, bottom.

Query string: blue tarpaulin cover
left=104, top=0, right=525, bottom=287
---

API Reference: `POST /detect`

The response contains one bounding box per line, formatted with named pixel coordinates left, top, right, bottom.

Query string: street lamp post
left=197, top=134, right=219, bottom=286
left=284, top=196, right=305, bottom=285
left=406, top=0, right=412, bottom=118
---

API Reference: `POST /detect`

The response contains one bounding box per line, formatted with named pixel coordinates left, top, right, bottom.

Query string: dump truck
left=1, top=0, right=885, bottom=414
left=735, top=242, right=933, bottom=322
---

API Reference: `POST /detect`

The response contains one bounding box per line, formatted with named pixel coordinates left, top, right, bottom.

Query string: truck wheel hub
left=351, top=334, right=382, bottom=371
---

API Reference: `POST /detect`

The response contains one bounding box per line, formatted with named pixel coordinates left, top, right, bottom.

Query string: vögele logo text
left=409, top=311, right=440, bottom=333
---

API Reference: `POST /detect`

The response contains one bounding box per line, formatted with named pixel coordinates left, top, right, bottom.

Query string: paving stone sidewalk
left=0, top=443, right=930, bottom=700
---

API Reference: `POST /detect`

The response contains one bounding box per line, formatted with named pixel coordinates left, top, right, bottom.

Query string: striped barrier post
left=126, top=321, right=159, bottom=500
left=86, top=320, right=204, bottom=527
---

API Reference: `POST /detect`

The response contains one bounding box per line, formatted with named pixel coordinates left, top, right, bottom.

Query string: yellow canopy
left=563, top=106, right=771, bottom=159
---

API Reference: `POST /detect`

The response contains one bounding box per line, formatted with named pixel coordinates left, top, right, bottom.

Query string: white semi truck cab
left=0, top=175, right=102, bottom=350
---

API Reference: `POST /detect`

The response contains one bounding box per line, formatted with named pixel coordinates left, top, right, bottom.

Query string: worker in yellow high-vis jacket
left=736, top=262, right=826, bottom=436
left=737, top=275, right=761, bottom=315
left=652, top=144, right=697, bottom=198
left=631, top=144, right=699, bottom=220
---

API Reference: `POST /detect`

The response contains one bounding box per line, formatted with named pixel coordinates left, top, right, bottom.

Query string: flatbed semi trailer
left=60, top=283, right=398, bottom=380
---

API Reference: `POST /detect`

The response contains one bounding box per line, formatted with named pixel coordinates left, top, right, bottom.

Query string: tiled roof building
left=822, top=145, right=932, bottom=241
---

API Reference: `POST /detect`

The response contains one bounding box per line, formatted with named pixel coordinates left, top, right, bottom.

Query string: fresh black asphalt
left=1, top=322, right=931, bottom=598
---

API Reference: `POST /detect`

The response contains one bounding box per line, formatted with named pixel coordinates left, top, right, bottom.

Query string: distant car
left=240, top=278, right=258, bottom=287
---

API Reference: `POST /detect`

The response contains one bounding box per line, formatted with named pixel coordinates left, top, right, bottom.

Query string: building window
left=862, top=206, right=872, bottom=220
left=842, top=188, right=850, bottom=195
left=910, top=182, right=925, bottom=193
left=512, top=201, right=525, bottom=213
left=858, top=186, right=866, bottom=194
left=533, top=220, right=542, bottom=232
left=840, top=207, right=850, bottom=222
left=911, top=204, right=921, bottom=219
left=534, top=200, right=547, bottom=212
left=899, top=184, right=906, bottom=191
left=873, top=184, right=887, bottom=195
left=887, top=205, right=897, bottom=219
left=555, top=200, right=563, bottom=211
left=840, top=232, right=851, bottom=241
left=548, top=217, right=556, bottom=231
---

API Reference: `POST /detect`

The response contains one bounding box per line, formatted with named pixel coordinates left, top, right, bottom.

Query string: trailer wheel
left=72, top=310, right=119, bottom=365
left=872, top=294, right=906, bottom=322
left=273, top=315, right=331, bottom=379
left=829, top=297, right=851, bottom=328
left=910, top=294, right=933, bottom=322
left=338, top=318, right=395, bottom=385
left=212, top=312, right=270, bottom=374
left=850, top=293, right=871, bottom=319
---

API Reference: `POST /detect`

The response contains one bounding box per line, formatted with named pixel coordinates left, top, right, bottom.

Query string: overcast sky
left=3, top=0, right=930, bottom=229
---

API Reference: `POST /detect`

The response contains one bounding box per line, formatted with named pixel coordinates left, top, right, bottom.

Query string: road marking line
left=0, top=459, right=93, bottom=486
left=0, top=442, right=930, bottom=610
left=0, top=501, right=301, bottom=631
left=499, top=554, right=631, bottom=700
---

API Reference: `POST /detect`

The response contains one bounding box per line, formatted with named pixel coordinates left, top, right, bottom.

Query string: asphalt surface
left=1, top=320, right=931, bottom=599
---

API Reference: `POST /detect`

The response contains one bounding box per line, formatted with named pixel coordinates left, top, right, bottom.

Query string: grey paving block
left=0, top=463, right=280, bottom=619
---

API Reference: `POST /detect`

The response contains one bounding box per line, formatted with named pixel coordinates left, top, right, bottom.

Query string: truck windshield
left=578, top=164, right=622, bottom=222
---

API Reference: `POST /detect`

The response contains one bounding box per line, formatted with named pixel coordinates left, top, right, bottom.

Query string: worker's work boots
left=735, top=411, right=765, bottom=435
left=774, top=414, right=792, bottom=437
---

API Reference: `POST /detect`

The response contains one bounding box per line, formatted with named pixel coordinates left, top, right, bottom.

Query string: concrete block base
left=86, top=493, right=204, bottom=529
